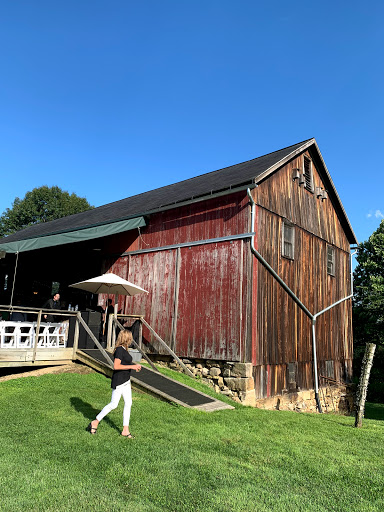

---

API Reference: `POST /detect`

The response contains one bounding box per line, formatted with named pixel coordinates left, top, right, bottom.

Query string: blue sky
left=0, top=1, right=383, bottom=245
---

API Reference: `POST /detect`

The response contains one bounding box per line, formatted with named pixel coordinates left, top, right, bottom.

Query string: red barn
left=0, top=138, right=357, bottom=410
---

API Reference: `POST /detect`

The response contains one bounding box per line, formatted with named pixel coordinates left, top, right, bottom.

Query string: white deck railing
left=0, top=321, right=68, bottom=349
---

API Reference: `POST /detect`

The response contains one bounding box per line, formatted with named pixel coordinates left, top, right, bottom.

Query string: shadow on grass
left=70, top=397, right=120, bottom=433
left=364, top=402, right=384, bottom=421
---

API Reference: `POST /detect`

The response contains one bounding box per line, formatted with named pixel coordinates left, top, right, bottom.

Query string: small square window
left=51, top=281, right=60, bottom=295
left=282, top=223, right=295, bottom=260
left=325, top=360, right=334, bottom=379
left=303, top=156, right=314, bottom=192
left=327, top=246, right=335, bottom=276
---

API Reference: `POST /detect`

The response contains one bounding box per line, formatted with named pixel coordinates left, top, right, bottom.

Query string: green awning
left=0, top=216, right=146, bottom=253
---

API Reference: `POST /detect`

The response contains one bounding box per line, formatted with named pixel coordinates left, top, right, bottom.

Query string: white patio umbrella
left=69, top=272, right=148, bottom=331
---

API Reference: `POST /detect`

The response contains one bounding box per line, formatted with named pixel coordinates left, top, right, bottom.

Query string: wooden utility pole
left=355, top=343, right=376, bottom=428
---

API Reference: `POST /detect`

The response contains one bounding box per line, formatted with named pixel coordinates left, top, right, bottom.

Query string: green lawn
left=0, top=369, right=383, bottom=512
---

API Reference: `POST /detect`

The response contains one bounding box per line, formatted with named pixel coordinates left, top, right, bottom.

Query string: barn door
left=174, top=240, right=246, bottom=361
left=124, top=250, right=177, bottom=353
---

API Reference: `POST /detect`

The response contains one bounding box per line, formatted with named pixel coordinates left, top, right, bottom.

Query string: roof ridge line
left=96, top=138, right=315, bottom=209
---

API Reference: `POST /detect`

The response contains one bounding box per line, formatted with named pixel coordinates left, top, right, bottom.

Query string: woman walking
left=87, top=330, right=141, bottom=438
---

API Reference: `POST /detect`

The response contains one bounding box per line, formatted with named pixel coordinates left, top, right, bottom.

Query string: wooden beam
left=114, top=318, right=159, bottom=372
left=72, top=314, right=80, bottom=360
left=77, top=314, right=114, bottom=367
left=107, top=314, right=113, bottom=351
left=76, top=350, right=113, bottom=377
left=32, top=310, right=42, bottom=363
left=0, top=360, right=72, bottom=368
left=0, top=348, right=72, bottom=364
left=171, top=247, right=181, bottom=351
left=140, top=317, right=194, bottom=378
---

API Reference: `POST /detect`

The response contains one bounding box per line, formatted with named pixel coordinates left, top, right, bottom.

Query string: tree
left=353, top=219, right=384, bottom=401
left=354, top=219, right=384, bottom=345
left=0, top=186, right=94, bottom=238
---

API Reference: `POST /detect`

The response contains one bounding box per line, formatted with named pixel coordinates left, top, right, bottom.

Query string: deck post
left=107, top=314, right=114, bottom=351
left=141, top=318, right=195, bottom=378
left=114, top=318, right=159, bottom=372
left=139, top=320, right=143, bottom=350
left=72, top=313, right=80, bottom=360
left=32, top=310, right=42, bottom=363
left=77, top=314, right=114, bottom=367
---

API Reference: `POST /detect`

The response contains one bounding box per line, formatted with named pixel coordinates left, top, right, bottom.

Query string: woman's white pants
left=96, top=380, right=132, bottom=426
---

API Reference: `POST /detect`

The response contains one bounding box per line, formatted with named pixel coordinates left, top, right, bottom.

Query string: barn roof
left=0, top=138, right=357, bottom=252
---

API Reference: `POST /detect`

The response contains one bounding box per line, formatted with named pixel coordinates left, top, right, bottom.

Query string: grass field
left=0, top=368, right=383, bottom=512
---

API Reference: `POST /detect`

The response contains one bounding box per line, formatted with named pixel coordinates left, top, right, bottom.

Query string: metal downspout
left=246, top=189, right=312, bottom=319
left=313, top=250, right=356, bottom=323
left=311, top=248, right=357, bottom=398
left=247, top=187, right=357, bottom=413
left=246, top=189, right=323, bottom=410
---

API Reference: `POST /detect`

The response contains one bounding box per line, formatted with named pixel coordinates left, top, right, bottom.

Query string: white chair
left=0, top=322, right=21, bottom=348
left=35, top=323, right=50, bottom=347
left=0, top=321, right=5, bottom=347
left=34, top=322, right=67, bottom=348
left=46, top=323, right=66, bottom=347
left=17, top=322, right=36, bottom=348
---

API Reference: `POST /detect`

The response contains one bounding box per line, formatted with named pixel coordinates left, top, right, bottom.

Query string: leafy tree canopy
left=353, top=220, right=384, bottom=402
left=0, top=186, right=93, bottom=238
left=353, top=219, right=384, bottom=347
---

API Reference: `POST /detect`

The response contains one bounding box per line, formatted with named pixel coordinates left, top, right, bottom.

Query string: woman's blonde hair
left=114, top=330, right=133, bottom=352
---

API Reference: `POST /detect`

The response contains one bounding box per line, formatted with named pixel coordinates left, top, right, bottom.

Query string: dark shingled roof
left=0, top=138, right=357, bottom=244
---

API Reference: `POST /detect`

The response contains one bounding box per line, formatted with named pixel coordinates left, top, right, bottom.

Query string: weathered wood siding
left=252, top=150, right=353, bottom=398
left=101, top=149, right=354, bottom=399
left=255, top=149, right=350, bottom=252
left=102, top=192, right=252, bottom=361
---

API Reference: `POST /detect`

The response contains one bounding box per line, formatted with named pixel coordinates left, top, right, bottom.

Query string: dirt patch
left=0, top=363, right=95, bottom=383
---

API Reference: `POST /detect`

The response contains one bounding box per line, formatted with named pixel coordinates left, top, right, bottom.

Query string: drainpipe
left=246, top=188, right=312, bottom=319
left=247, top=187, right=357, bottom=413
left=312, top=249, right=357, bottom=328
left=246, top=188, right=322, bottom=410
left=311, top=248, right=357, bottom=394
left=247, top=189, right=360, bottom=413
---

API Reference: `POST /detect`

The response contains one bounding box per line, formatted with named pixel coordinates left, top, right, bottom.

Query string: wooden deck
left=0, top=348, right=73, bottom=367
left=0, top=312, right=234, bottom=411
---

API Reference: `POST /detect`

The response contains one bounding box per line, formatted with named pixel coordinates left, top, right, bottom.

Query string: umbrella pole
left=114, top=292, right=118, bottom=317
left=112, top=292, right=118, bottom=348
left=102, top=296, right=108, bottom=336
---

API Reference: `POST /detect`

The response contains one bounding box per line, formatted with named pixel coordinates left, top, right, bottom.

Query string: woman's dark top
left=111, top=346, right=133, bottom=389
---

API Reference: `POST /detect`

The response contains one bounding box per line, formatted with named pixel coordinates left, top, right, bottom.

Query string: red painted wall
left=101, top=191, right=253, bottom=362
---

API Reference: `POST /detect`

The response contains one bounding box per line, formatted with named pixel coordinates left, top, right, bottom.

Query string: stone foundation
left=152, top=356, right=253, bottom=404
left=151, top=356, right=354, bottom=414
left=255, top=385, right=354, bottom=414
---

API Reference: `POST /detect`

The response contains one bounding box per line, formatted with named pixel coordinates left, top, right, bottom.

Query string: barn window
left=288, top=363, right=297, bottom=386
left=303, top=156, right=314, bottom=192
left=325, top=360, right=334, bottom=379
left=327, top=245, right=335, bottom=276
left=282, top=222, right=295, bottom=260
left=51, top=281, right=60, bottom=295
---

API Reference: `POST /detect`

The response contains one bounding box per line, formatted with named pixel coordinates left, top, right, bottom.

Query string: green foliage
left=0, top=371, right=383, bottom=512
left=353, top=219, right=384, bottom=401
left=0, top=185, right=93, bottom=237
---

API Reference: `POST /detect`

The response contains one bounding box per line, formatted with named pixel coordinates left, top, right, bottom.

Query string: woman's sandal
left=86, top=422, right=98, bottom=435
left=121, top=433, right=135, bottom=439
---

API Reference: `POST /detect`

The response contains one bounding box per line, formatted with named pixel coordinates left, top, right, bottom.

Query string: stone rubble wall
left=255, top=385, right=354, bottom=414
left=151, top=356, right=354, bottom=414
